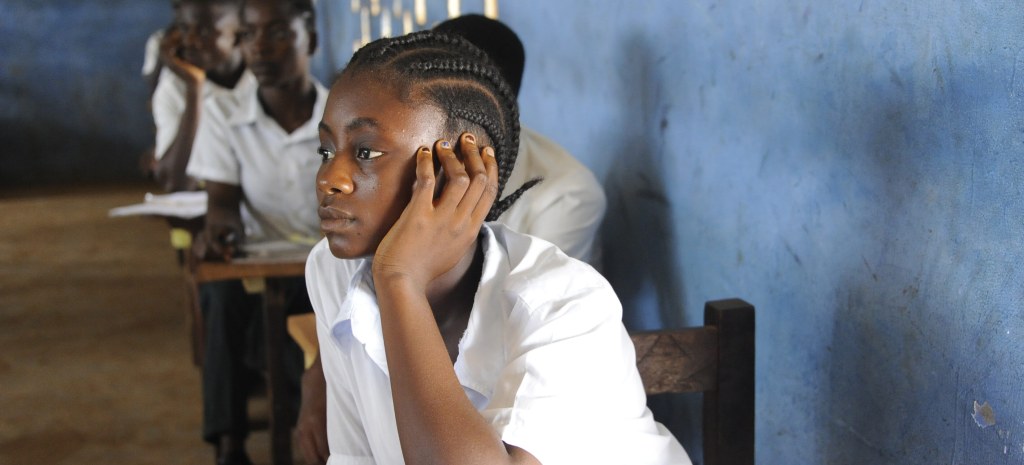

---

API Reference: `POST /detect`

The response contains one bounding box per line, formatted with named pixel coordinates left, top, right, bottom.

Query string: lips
left=318, top=206, right=356, bottom=232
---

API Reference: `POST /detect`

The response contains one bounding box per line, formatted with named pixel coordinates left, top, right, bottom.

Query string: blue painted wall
left=499, top=2, right=1024, bottom=463
left=0, top=0, right=173, bottom=185
left=5, top=0, right=1023, bottom=463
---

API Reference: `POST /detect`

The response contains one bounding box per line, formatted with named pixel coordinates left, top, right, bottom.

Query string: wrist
left=372, top=267, right=427, bottom=296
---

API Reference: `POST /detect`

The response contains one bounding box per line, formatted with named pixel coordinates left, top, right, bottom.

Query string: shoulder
left=206, top=71, right=257, bottom=119
left=488, top=224, right=619, bottom=324
left=311, top=79, right=330, bottom=118
left=305, top=239, right=368, bottom=317
left=305, top=238, right=362, bottom=281
left=519, top=127, right=583, bottom=172
left=517, top=126, right=604, bottom=197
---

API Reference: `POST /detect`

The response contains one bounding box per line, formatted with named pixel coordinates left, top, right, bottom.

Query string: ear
left=307, top=30, right=318, bottom=56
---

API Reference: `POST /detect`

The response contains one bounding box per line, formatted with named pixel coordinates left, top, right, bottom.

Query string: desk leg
left=263, top=279, right=294, bottom=465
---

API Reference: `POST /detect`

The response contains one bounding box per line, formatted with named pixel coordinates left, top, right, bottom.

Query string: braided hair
left=341, top=30, right=538, bottom=221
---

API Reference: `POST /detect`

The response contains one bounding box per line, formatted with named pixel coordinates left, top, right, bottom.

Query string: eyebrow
left=318, top=117, right=380, bottom=135
left=345, top=117, right=381, bottom=132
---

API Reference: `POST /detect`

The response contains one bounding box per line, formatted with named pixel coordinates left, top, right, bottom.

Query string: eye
left=356, top=147, right=384, bottom=160
left=270, top=27, right=291, bottom=41
left=317, top=147, right=335, bottom=162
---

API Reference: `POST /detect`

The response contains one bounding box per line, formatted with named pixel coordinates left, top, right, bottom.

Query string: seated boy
left=185, top=0, right=324, bottom=463
left=151, top=0, right=255, bottom=192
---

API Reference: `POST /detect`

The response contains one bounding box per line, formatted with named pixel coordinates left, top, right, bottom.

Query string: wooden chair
left=630, top=298, right=755, bottom=465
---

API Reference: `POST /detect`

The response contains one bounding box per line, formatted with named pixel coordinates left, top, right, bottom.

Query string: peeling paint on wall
left=973, top=400, right=996, bottom=428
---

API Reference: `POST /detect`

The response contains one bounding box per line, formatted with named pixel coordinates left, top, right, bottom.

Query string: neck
left=258, top=75, right=315, bottom=133
left=425, top=237, right=484, bottom=330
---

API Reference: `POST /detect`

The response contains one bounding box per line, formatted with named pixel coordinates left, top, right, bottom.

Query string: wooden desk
left=193, top=251, right=309, bottom=465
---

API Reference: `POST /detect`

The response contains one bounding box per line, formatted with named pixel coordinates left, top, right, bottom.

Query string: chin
left=325, top=234, right=371, bottom=260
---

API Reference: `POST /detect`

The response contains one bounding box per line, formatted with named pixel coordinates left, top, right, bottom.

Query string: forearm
left=376, top=277, right=518, bottom=465
left=154, top=83, right=202, bottom=192
left=201, top=181, right=244, bottom=259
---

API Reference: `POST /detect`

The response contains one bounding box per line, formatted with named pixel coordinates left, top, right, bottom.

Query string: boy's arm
left=372, top=135, right=541, bottom=465
left=194, top=181, right=243, bottom=261
left=153, top=29, right=207, bottom=192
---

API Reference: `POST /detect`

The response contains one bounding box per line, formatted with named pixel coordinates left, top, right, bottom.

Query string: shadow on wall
left=821, top=59, right=1024, bottom=463
left=601, top=34, right=688, bottom=332
left=597, top=33, right=703, bottom=462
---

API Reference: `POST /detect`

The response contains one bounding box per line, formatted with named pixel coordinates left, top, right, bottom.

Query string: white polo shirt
left=141, top=29, right=163, bottom=76
left=498, top=126, right=607, bottom=267
left=186, top=80, right=326, bottom=243
left=151, top=68, right=258, bottom=160
left=306, top=223, right=690, bottom=465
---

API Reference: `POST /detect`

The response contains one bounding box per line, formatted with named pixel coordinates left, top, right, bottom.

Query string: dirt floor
left=0, top=184, right=279, bottom=465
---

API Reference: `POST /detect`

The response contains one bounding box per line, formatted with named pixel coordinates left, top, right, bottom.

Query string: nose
left=249, top=31, right=276, bottom=58
left=317, top=155, right=355, bottom=195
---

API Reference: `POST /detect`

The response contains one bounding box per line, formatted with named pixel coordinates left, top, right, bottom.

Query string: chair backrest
left=629, top=298, right=755, bottom=465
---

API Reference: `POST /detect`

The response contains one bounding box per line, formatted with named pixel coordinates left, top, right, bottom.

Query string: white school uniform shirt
left=141, top=29, right=163, bottom=76
left=186, top=80, right=326, bottom=243
left=497, top=125, right=607, bottom=268
left=151, top=68, right=258, bottom=160
left=306, top=223, right=691, bottom=465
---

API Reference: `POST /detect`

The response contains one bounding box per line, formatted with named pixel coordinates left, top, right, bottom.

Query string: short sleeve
left=151, top=70, right=185, bottom=160
left=141, top=30, right=163, bottom=76
left=483, top=283, right=672, bottom=465
left=186, top=100, right=240, bottom=185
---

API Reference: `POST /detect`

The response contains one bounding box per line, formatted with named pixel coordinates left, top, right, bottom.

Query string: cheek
left=357, top=163, right=416, bottom=219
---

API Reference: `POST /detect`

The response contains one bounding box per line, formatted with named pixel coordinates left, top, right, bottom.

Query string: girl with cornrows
left=306, top=30, right=690, bottom=465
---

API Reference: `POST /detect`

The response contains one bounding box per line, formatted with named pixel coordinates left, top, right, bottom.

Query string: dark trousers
left=199, top=278, right=309, bottom=443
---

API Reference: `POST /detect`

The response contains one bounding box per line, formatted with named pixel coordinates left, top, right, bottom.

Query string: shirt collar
left=330, top=224, right=510, bottom=404
left=229, top=78, right=328, bottom=139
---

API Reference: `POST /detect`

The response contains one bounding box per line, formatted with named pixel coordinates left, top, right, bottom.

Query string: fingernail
left=484, top=147, right=495, bottom=157
left=464, top=133, right=475, bottom=143
left=440, top=140, right=451, bottom=149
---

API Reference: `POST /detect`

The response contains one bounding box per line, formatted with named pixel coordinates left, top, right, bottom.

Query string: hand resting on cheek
left=372, top=132, right=499, bottom=292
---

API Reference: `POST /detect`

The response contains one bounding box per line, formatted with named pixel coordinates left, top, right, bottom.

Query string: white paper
left=108, top=191, right=208, bottom=219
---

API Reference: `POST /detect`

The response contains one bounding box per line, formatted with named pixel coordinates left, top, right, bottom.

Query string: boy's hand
left=372, top=132, right=499, bottom=291
left=159, top=28, right=206, bottom=86
left=193, top=221, right=242, bottom=262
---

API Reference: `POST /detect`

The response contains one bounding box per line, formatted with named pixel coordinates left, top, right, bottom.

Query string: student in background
left=142, top=26, right=167, bottom=98
left=151, top=0, right=255, bottom=192
left=185, top=0, right=324, bottom=463
left=435, top=14, right=607, bottom=268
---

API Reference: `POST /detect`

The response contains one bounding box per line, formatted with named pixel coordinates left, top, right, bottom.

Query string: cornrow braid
left=341, top=30, right=536, bottom=221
